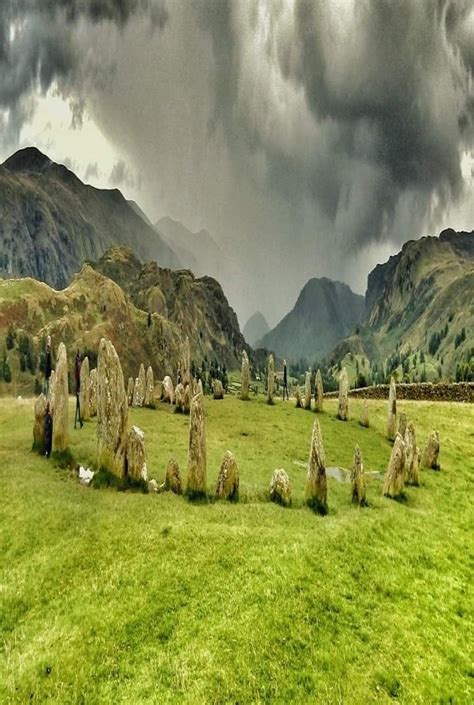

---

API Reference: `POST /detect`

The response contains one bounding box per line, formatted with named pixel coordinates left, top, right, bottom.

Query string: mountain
left=259, top=278, right=365, bottom=361
left=243, top=312, right=270, bottom=347
left=156, top=217, right=221, bottom=279
left=0, top=147, right=180, bottom=289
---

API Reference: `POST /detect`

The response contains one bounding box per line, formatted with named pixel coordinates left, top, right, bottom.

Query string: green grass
left=1, top=395, right=473, bottom=704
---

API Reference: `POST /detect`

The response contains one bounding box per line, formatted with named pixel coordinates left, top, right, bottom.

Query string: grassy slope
left=1, top=396, right=473, bottom=704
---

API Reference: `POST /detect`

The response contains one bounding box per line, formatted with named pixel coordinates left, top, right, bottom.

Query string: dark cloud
left=84, top=161, right=99, bottom=181
left=109, top=159, right=135, bottom=187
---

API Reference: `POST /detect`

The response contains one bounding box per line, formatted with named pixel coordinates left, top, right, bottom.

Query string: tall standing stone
left=215, top=450, right=239, bottom=501
left=52, top=342, right=69, bottom=453
left=337, top=367, right=349, bottom=421
left=405, top=422, right=419, bottom=486
left=133, top=364, right=146, bottom=407
left=175, top=383, right=185, bottom=412
left=33, top=393, right=47, bottom=453
left=186, top=393, right=207, bottom=498
left=144, top=366, right=154, bottom=407
left=383, top=433, right=406, bottom=499
left=295, top=386, right=302, bottom=408
left=89, top=368, right=97, bottom=417
left=162, top=375, right=174, bottom=404
left=314, top=369, right=324, bottom=412
left=97, top=337, right=129, bottom=478
left=351, top=444, right=367, bottom=506
left=197, top=378, right=203, bottom=396
left=213, top=379, right=224, bottom=400
left=125, top=425, right=148, bottom=482
left=305, top=418, right=328, bottom=514
left=421, top=430, right=440, bottom=470
left=267, top=354, right=275, bottom=405
left=304, top=371, right=312, bottom=410
left=387, top=376, right=397, bottom=441
left=79, top=356, right=90, bottom=421
left=127, top=377, right=134, bottom=406
left=359, top=399, right=369, bottom=428
left=48, top=369, right=56, bottom=412
left=181, top=336, right=191, bottom=387
left=241, top=350, right=250, bottom=401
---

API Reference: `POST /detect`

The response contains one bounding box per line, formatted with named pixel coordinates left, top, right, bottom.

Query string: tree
left=2, top=354, right=12, bottom=383
left=6, top=325, right=15, bottom=350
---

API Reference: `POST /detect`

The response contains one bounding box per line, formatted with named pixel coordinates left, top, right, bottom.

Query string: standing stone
left=351, top=444, right=367, bottom=506
left=387, top=376, right=397, bottom=441
left=405, top=422, right=419, bottom=486
left=127, top=377, right=134, bottom=406
left=33, top=393, right=47, bottom=453
left=213, top=379, right=224, bottom=399
left=269, top=469, right=292, bottom=507
left=304, top=371, right=312, bottom=410
left=89, top=368, right=97, bottom=417
left=133, top=364, right=146, bottom=407
left=186, top=393, right=207, bottom=498
left=305, top=418, right=328, bottom=514
left=48, top=370, right=56, bottom=413
left=421, top=430, right=440, bottom=470
left=197, top=378, right=203, bottom=396
left=165, top=459, right=182, bottom=494
left=267, top=354, right=275, bottom=404
left=314, top=369, right=324, bottom=412
left=181, top=336, right=191, bottom=387
left=79, top=356, right=90, bottom=421
left=295, top=386, right=302, bottom=408
left=52, top=342, right=69, bottom=453
left=241, top=350, right=250, bottom=401
left=337, top=367, right=349, bottom=421
left=144, top=366, right=155, bottom=407
left=162, top=375, right=175, bottom=404
left=125, top=426, right=148, bottom=482
left=359, top=399, right=369, bottom=428
left=398, top=412, right=407, bottom=440
left=175, top=383, right=185, bottom=412
left=97, top=337, right=128, bottom=478
left=383, top=433, right=406, bottom=499
left=215, top=450, right=239, bottom=501
left=192, top=377, right=200, bottom=397
left=183, top=384, right=191, bottom=414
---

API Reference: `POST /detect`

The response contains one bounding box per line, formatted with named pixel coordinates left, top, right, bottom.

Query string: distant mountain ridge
left=243, top=312, right=270, bottom=347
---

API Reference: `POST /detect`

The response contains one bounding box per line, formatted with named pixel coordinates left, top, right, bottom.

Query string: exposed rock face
left=314, top=369, right=324, bottom=412
left=421, top=430, right=440, bottom=470
left=304, top=371, right=312, bottom=410
left=133, top=364, right=146, bottom=407
left=165, top=459, right=182, bottom=494
left=295, top=387, right=302, bottom=408
left=144, top=366, right=155, bottom=407
left=398, top=412, right=407, bottom=440
left=383, top=433, right=406, bottom=498
left=80, top=356, right=90, bottom=422
left=387, top=377, right=397, bottom=441
left=215, top=450, right=239, bottom=501
left=162, top=375, right=174, bottom=404
left=97, top=337, right=129, bottom=478
left=305, top=418, right=328, bottom=514
left=269, top=469, right=292, bottom=507
left=337, top=367, right=349, bottom=421
left=405, top=422, right=419, bottom=486
left=187, top=394, right=207, bottom=497
left=52, top=342, right=69, bottom=453
left=175, top=383, right=185, bottom=412
left=33, top=394, right=47, bottom=453
left=89, top=368, right=97, bottom=417
left=127, top=377, right=134, bottom=406
left=213, top=379, right=224, bottom=400
left=267, top=354, right=275, bottom=404
left=351, top=445, right=366, bottom=506
left=126, top=426, right=148, bottom=482
left=181, top=336, right=191, bottom=387
left=359, top=399, right=369, bottom=428
left=241, top=351, right=250, bottom=400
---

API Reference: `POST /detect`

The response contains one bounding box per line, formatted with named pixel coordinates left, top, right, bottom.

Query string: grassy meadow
left=1, top=393, right=473, bottom=704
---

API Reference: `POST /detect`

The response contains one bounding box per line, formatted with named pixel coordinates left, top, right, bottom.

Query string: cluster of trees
left=428, top=323, right=449, bottom=356
left=454, top=328, right=466, bottom=349
left=191, top=357, right=229, bottom=394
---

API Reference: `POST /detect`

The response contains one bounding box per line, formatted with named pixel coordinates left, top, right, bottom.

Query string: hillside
left=243, top=311, right=270, bottom=347
left=259, top=278, right=364, bottom=361
left=0, top=147, right=180, bottom=289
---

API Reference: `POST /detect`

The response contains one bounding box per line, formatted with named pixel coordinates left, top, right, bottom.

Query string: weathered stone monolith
left=295, top=387, right=302, bottom=408
left=267, top=354, right=275, bottom=404
left=127, top=377, right=134, bottom=406
left=421, top=430, right=440, bottom=470
left=359, top=399, right=369, bottom=428
left=183, top=384, right=191, bottom=414
left=337, top=367, right=349, bottom=421
left=387, top=376, right=397, bottom=441
left=48, top=370, right=56, bottom=412
left=33, top=393, right=47, bottom=453
left=165, top=459, right=182, bottom=494
left=383, top=432, right=406, bottom=499
left=162, top=375, right=174, bottom=404
left=241, top=351, right=250, bottom=401
left=186, top=393, right=207, bottom=498
left=175, top=383, right=185, bottom=412
left=133, top=364, right=146, bottom=407
left=197, top=378, right=203, bottom=396
left=215, top=450, right=239, bottom=501
left=125, top=426, right=148, bottom=482
left=181, top=336, right=191, bottom=387
left=351, top=444, right=367, bottom=506
left=305, top=418, right=328, bottom=514
left=144, top=366, right=154, bottom=407
left=96, top=337, right=128, bottom=478
left=213, top=379, right=224, bottom=400
left=79, top=356, right=90, bottom=421
left=398, top=412, right=407, bottom=440
left=269, top=469, right=291, bottom=507
left=89, top=368, right=97, bottom=417
left=304, top=371, right=312, bottom=410
left=52, top=342, right=69, bottom=453
left=405, top=422, right=419, bottom=486
left=314, top=369, right=324, bottom=412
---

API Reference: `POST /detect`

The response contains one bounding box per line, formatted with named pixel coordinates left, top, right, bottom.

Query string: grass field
left=1, top=394, right=473, bottom=704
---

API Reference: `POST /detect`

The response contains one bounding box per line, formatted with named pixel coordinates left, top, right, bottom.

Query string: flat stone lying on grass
left=53, top=342, right=69, bottom=453
left=215, top=450, right=239, bottom=500
left=421, top=430, right=440, bottom=470
left=126, top=425, right=148, bottom=482
left=387, top=376, right=397, bottom=441
left=186, top=393, right=207, bottom=498
left=305, top=418, right=328, bottom=514
left=383, top=432, right=405, bottom=499
left=269, top=469, right=291, bottom=506
left=33, top=393, right=47, bottom=453
left=97, top=337, right=128, bottom=479
left=165, top=459, right=182, bottom=494
left=337, top=367, right=349, bottom=421
left=351, top=444, right=367, bottom=506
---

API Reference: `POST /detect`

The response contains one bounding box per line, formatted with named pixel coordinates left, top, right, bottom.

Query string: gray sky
left=1, top=0, right=473, bottom=327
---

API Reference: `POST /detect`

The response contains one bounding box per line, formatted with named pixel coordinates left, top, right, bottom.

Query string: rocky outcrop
left=96, top=337, right=128, bottom=478
left=269, top=469, right=292, bottom=507
left=337, top=367, right=349, bottom=421
left=383, top=433, right=406, bottom=499
left=351, top=445, right=366, bottom=506
left=387, top=377, right=397, bottom=441
left=314, top=369, right=324, bottom=412
left=215, top=451, right=239, bottom=501
left=52, top=342, right=69, bottom=453
left=80, top=356, right=90, bottom=422
left=267, top=354, right=275, bottom=404
left=305, top=418, right=328, bottom=514
left=186, top=394, right=207, bottom=498
left=421, top=430, right=440, bottom=470
left=241, top=351, right=250, bottom=400
left=304, top=372, right=312, bottom=410
left=125, top=426, right=148, bottom=482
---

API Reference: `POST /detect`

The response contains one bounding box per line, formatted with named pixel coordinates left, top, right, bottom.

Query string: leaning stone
left=421, top=430, right=440, bottom=470
left=89, top=368, right=97, bottom=417
left=387, top=376, right=397, bottom=441
left=241, top=350, right=250, bottom=401
left=80, top=356, right=90, bottom=421
left=96, top=337, right=128, bottom=478
left=337, top=367, right=349, bottom=421
left=383, top=432, right=406, bottom=499
left=52, top=342, right=69, bottom=453
left=213, top=379, right=224, bottom=400
left=359, top=399, right=369, bottom=428
left=144, top=366, right=155, bottom=407
left=269, top=469, right=291, bottom=507
left=267, top=354, right=275, bottom=404
left=127, top=377, right=134, bottom=406
left=215, top=450, right=239, bottom=501
left=33, top=394, right=48, bottom=453
left=162, top=375, right=175, bottom=404
left=133, top=364, right=146, bottom=407
left=295, top=387, right=302, bottom=408
left=351, top=444, right=367, bottom=506
left=175, top=383, right=185, bottom=412
left=186, top=393, right=207, bottom=498
left=398, top=412, right=407, bottom=440
left=405, top=422, right=419, bottom=486
left=305, top=418, right=328, bottom=514
left=314, top=369, right=324, bottom=412
left=165, top=459, right=182, bottom=494
left=125, top=425, right=148, bottom=482
left=304, top=371, right=312, bottom=410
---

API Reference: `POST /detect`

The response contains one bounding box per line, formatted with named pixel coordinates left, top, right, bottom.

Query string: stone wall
left=324, top=382, right=474, bottom=403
